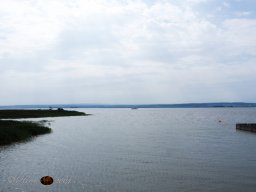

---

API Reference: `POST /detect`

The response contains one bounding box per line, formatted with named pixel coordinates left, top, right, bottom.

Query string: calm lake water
left=1, top=108, right=256, bottom=192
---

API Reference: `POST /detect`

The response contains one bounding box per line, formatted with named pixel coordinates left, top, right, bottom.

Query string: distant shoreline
left=1, top=102, right=256, bottom=109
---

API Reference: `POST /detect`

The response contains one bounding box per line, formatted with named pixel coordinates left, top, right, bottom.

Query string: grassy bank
left=0, top=120, right=51, bottom=146
left=0, top=109, right=87, bottom=146
left=0, top=109, right=87, bottom=119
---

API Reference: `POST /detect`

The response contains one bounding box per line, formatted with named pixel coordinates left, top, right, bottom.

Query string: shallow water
left=1, top=108, right=256, bottom=192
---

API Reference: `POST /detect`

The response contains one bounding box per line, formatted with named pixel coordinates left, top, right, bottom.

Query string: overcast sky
left=0, top=0, right=255, bottom=105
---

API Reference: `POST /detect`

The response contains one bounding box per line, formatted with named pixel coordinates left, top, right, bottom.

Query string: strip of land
left=0, top=109, right=87, bottom=146
left=0, top=109, right=87, bottom=119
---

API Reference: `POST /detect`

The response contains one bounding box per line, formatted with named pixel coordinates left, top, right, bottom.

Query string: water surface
left=1, top=108, right=256, bottom=192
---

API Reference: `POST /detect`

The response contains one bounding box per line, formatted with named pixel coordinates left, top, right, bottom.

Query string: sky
left=0, top=0, right=255, bottom=105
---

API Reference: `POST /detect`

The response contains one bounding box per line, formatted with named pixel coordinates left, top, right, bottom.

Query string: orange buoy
left=40, top=176, right=53, bottom=185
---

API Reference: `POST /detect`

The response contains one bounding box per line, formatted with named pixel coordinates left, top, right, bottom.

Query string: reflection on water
left=1, top=108, right=256, bottom=192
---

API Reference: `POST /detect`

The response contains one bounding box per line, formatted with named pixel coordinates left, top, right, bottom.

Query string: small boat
left=131, top=107, right=138, bottom=110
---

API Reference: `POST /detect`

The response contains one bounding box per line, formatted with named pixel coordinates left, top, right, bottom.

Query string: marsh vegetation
left=0, top=109, right=87, bottom=145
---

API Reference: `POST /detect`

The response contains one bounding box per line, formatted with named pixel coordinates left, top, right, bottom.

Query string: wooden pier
left=236, top=124, right=256, bottom=133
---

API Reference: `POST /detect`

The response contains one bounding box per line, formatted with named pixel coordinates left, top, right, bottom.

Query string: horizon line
left=1, top=102, right=256, bottom=107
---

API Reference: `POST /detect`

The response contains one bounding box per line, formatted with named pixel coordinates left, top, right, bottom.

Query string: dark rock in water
left=40, top=176, right=54, bottom=185
left=236, top=124, right=256, bottom=133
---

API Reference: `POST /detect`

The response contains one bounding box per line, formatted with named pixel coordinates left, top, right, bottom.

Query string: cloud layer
left=0, top=0, right=255, bottom=104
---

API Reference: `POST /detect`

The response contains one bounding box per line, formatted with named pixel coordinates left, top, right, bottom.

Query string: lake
left=1, top=108, right=256, bottom=192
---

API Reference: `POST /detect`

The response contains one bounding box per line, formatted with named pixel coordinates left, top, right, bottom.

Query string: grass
left=0, top=109, right=87, bottom=119
left=0, top=109, right=87, bottom=146
left=0, top=120, right=51, bottom=146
